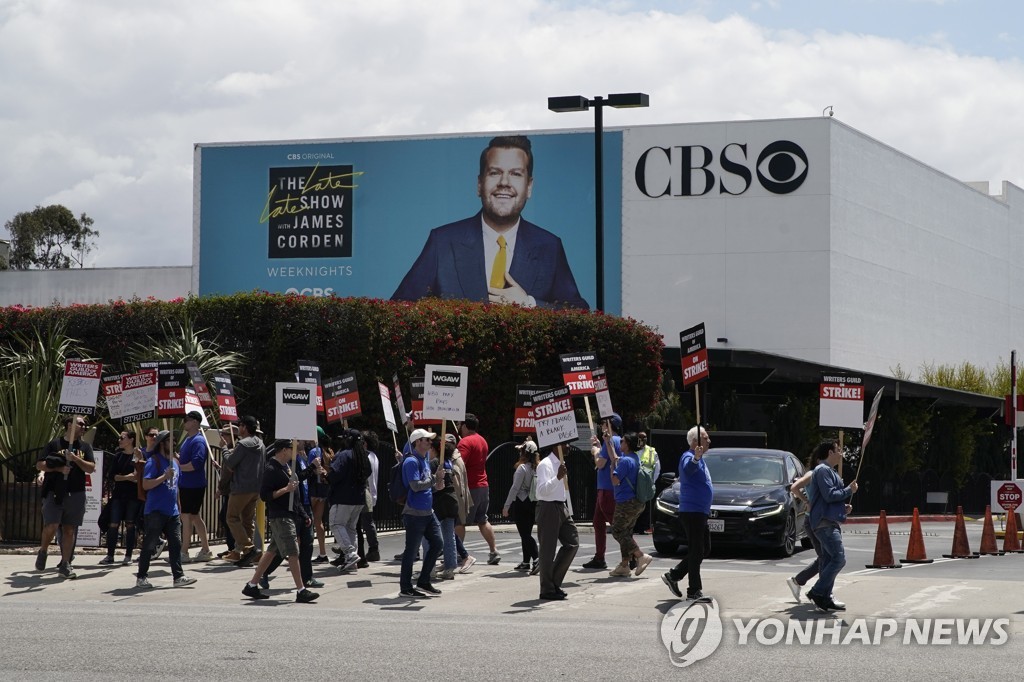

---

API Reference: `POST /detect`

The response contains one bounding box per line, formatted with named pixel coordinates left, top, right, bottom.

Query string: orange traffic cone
left=901, top=507, right=934, bottom=564
left=978, top=506, right=1004, bottom=556
left=865, top=510, right=902, bottom=568
left=1003, top=507, right=1024, bottom=553
left=942, top=506, right=979, bottom=559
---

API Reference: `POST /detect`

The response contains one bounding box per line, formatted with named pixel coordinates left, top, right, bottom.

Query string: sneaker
left=662, top=572, right=683, bottom=599
left=57, top=562, right=77, bottom=579
left=259, top=576, right=270, bottom=590
left=312, top=555, right=329, bottom=564
left=35, top=548, right=47, bottom=571
left=687, top=591, right=712, bottom=603
left=365, top=548, right=380, bottom=562
left=827, top=597, right=846, bottom=611
left=514, top=561, right=531, bottom=571
left=179, top=552, right=192, bottom=564
left=174, top=576, right=197, bottom=587
left=122, top=557, right=133, bottom=567
left=529, top=560, right=540, bottom=576
left=242, top=583, right=269, bottom=600
left=416, top=583, right=442, bottom=595
left=634, top=554, right=654, bottom=576
left=581, top=558, right=607, bottom=570
left=458, top=555, right=476, bottom=573
left=357, top=558, right=369, bottom=569
left=194, top=549, right=214, bottom=562
left=609, top=562, right=632, bottom=577
left=296, top=589, right=320, bottom=604
left=136, top=577, right=153, bottom=589
left=439, top=569, right=456, bottom=581
left=152, top=539, right=166, bottom=559
left=629, top=557, right=637, bottom=570
left=331, top=545, right=343, bottom=555
left=786, top=577, right=802, bottom=603
left=235, top=547, right=257, bottom=567
left=487, top=552, right=501, bottom=565
left=305, top=578, right=325, bottom=588
left=98, top=556, right=115, bottom=566
left=338, top=558, right=359, bottom=574
left=400, top=588, right=426, bottom=598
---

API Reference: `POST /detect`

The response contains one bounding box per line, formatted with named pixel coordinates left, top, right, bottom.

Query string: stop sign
left=997, top=482, right=1023, bottom=512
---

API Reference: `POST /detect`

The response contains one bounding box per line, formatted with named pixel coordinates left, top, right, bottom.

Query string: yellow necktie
left=490, top=235, right=507, bottom=289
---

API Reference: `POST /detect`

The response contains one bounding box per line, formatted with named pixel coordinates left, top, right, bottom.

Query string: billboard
left=195, top=130, right=623, bottom=313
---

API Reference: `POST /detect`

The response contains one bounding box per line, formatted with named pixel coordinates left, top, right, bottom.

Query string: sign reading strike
left=991, top=481, right=1023, bottom=513
left=679, top=323, right=709, bottom=387
left=411, top=376, right=441, bottom=426
left=532, top=386, right=578, bottom=449
left=157, top=364, right=188, bottom=417
left=592, top=368, right=615, bottom=419
left=275, top=382, right=317, bottom=440
left=102, top=371, right=128, bottom=420
left=119, top=370, right=158, bottom=424
left=379, top=382, right=398, bottom=433
left=297, top=360, right=324, bottom=414
left=393, top=374, right=408, bottom=425
left=819, top=373, right=865, bottom=429
left=211, top=373, right=238, bottom=422
left=184, top=389, right=211, bottom=427
left=323, top=372, right=361, bottom=424
left=423, top=364, right=469, bottom=421
left=560, top=352, right=598, bottom=395
left=514, top=385, right=548, bottom=435
left=58, top=359, right=103, bottom=416
left=185, top=361, right=214, bottom=407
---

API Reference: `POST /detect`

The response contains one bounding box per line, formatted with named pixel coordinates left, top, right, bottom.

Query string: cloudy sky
left=1, top=0, right=1021, bottom=268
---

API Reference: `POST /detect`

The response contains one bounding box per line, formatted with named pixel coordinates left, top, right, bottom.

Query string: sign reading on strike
left=323, top=372, right=361, bottom=424
left=102, top=371, right=128, bottom=420
left=119, top=370, right=158, bottom=424
left=275, top=382, right=317, bottom=440
left=592, top=367, right=615, bottom=419
left=379, top=382, right=398, bottom=433
left=679, top=323, right=709, bottom=387
left=532, top=385, right=579, bottom=449
left=991, top=481, right=1023, bottom=513
left=514, top=384, right=548, bottom=435
left=58, top=359, right=103, bottom=416
left=393, top=374, right=408, bottom=425
left=297, top=359, right=324, bottom=414
left=184, top=389, right=211, bottom=426
left=185, top=361, right=214, bottom=407
left=211, top=372, right=238, bottom=422
left=156, top=363, right=188, bottom=417
left=560, top=352, right=598, bottom=396
left=410, top=376, right=441, bottom=426
left=423, top=364, right=469, bottom=421
left=819, top=373, right=865, bottom=429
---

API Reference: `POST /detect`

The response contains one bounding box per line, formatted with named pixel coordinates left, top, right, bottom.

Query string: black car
left=652, top=447, right=812, bottom=557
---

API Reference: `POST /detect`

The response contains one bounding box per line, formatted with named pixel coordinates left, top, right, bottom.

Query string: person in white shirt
left=534, top=447, right=579, bottom=600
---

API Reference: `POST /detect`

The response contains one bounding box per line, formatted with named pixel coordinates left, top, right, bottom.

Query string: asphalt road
left=2, top=519, right=1021, bottom=679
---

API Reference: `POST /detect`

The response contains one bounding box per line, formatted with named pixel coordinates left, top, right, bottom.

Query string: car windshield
left=705, top=454, right=785, bottom=485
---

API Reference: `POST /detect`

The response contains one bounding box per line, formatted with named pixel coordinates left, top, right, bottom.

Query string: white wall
left=0, top=267, right=192, bottom=308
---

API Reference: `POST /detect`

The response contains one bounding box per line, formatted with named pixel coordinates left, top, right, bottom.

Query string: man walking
left=581, top=414, right=622, bottom=569
left=534, top=446, right=578, bottom=600
left=662, top=426, right=712, bottom=602
left=178, top=411, right=213, bottom=563
left=457, top=414, right=500, bottom=565
left=224, top=415, right=266, bottom=566
left=399, top=429, right=444, bottom=598
left=805, top=441, right=858, bottom=612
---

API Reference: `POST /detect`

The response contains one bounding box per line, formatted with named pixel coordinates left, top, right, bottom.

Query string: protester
left=458, top=414, right=501, bottom=564
left=356, top=430, right=381, bottom=564
left=607, top=432, right=654, bottom=577
left=447, top=434, right=475, bottom=572
left=135, top=430, right=196, bottom=589
left=36, top=415, right=96, bottom=578
left=662, top=426, right=712, bottom=603
left=178, top=411, right=213, bottom=563
left=306, top=428, right=332, bottom=564
left=785, top=441, right=835, bottom=602
left=399, top=429, right=444, bottom=598
left=429, top=437, right=460, bottom=580
left=224, top=415, right=266, bottom=566
left=100, top=430, right=141, bottom=567
left=633, top=430, right=661, bottom=534
left=502, top=438, right=539, bottom=573
left=327, top=430, right=372, bottom=574
left=805, top=440, right=858, bottom=612
left=534, top=446, right=578, bottom=600
left=215, top=424, right=237, bottom=558
left=581, top=414, right=622, bottom=570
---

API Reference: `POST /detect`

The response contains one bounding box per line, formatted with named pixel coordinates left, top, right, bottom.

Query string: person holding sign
left=662, top=427, right=713, bottom=603
left=581, top=413, right=622, bottom=570
left=178, top=411, right=213, bottom=564
left=35, top=416, right=96, bottom=578
left=99, top=431, right=141, bottom=567
left=399, top=429, right=445, bottom=598
left=607, top=432, right=654, bottom=578
left=534, top=446, right=579, bottom=600
left=804, top=442, right=858, bottom=612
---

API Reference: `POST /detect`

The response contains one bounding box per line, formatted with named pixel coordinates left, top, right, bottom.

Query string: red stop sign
left=997, top=483, right=1023, bottom=512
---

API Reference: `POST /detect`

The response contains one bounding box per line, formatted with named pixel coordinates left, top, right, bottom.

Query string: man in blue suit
left=392, top=135, right=589, bottom=310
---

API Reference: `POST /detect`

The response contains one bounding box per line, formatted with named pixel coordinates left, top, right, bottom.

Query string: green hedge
left=0, top=294, right=664, bottom=444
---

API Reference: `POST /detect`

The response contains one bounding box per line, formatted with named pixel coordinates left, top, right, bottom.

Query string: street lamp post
left=548, top=92, right=649, bottom=312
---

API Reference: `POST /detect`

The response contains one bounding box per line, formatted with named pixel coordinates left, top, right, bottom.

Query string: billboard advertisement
left=195, top=130, right=623, bottom=313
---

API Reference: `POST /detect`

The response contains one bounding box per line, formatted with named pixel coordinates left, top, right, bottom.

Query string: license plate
left=708, top=519, right=725, bottom=533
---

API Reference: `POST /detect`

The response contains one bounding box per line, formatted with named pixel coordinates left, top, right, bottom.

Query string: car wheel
left=776, top=513, right=796, bottom=557
left=653, top=539, right=678, bottom=556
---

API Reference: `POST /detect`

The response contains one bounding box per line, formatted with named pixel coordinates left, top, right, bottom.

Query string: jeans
left=794, top=516, right=822, bottom=586
left=438, top=516, right=457, bottom=570
left=137, top=512, right=184, bottom=580
left=106, top=497, right=138, bottom=559
left=400, top=513, right=443, bottom=591
left=809, top=523, right=846, bottom=599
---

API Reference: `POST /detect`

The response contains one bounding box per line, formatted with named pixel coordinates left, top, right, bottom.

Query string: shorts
left=42, top=491, right=86, bottom=527
left=469, top=487, right=490, bottom=525
left=268, top=517, right=300, bottom=558
left=179, top=486, right=206, bottom=515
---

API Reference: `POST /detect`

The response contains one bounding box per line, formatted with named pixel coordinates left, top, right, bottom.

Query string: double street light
left=548, top=92, right=650, bottom=312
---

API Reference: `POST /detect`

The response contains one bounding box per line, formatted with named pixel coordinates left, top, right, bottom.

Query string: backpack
left=389, top=456, right=410, bottom=506
left=628, top=464, right=657, bottom=503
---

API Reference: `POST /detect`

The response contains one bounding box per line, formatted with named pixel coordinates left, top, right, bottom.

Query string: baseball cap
left=520, top=440, right=538, bottom=454
left=409, top=428, right=436, bottom=442
left=609, top=413, right=623, bottom=432
left=444, top=433, right=457, bottom=444
left=185, top=410, right=203, bottom=422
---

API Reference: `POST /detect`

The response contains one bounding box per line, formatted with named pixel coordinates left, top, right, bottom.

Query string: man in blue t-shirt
left=178, top=411, right=213, bottom=563
left=662, top=426, right=713, bottom=603
left=135, top=430, right=196, bottom=590
left=582, top=413, right=622, bottom=570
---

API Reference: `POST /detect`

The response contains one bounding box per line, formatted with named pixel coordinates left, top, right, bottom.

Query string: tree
left=3, top=205, right=98, bottom=270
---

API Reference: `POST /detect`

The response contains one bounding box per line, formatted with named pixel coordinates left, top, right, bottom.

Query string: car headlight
left=750, top=503, right=784, bottom=518
left=655, top=498, right=677, bottom=515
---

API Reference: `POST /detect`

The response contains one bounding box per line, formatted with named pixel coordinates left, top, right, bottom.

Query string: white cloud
left=1, top=0, right=1022, bottom=267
